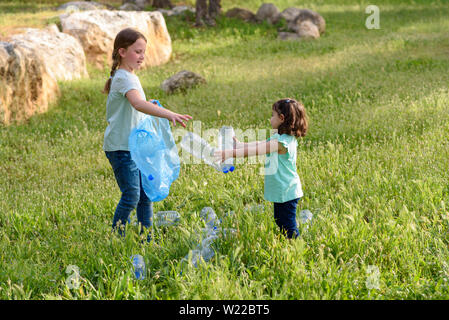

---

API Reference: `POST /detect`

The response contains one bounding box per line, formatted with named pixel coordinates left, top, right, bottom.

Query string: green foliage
left=1, top=0, right=449, bottom=299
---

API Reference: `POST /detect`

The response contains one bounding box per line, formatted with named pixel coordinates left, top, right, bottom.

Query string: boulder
left=255, top=3, right=280, bottom=24
left=225, top=8, right=256, bottom=22
left=279, top=7, right=302, bottom=23
left=60, top=10, right=172, bottom=69
left=122, top=0, right=151, bottom=10
left=0, top=41, right=59, bottom=125
left=296, top=20, right=320, bottom=39
left=57, top=1, right=106, bottom=11
left=9, top=25, right=88, bottom=81
left=278, top=21, right=320, bottom=41
left=161, top=70, right=206, bottom=94
left=287, top=9, right=325, bottom=35
left=119, top=3, right=142, bottom=11
left=157, top=5, right=195, bottom=17
left=278, top=32, right=300, bottom=41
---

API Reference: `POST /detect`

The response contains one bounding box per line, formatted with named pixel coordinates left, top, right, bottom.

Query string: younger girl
left=103, top=28, right=192, bottom=240
left=215, top=98, right=308, bottom=239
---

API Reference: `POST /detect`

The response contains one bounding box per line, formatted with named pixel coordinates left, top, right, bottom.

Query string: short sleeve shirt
left=103, top=69, right=147, bottom=151
left=264, top=133, right=303, bottom=203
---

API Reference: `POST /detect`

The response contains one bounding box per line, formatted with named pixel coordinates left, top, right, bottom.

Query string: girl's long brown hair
left=272, top=98, right=308, bottom=137
left=102, top=28, right=147, bottom=94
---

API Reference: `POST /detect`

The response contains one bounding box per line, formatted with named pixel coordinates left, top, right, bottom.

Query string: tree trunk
left=152, top=0, right=173, bottom=9
left=208, top=0, right=221, bottom=19
left=196, top=0, right=221, bottom=26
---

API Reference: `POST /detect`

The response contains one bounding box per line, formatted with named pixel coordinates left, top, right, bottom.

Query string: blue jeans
left=273, top=198, right=300, bottom=239
left=105, top=151, right=153, bottom=237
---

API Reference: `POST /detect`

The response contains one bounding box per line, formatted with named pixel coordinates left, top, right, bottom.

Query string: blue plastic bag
left=129, top=100, right=180, bottom=202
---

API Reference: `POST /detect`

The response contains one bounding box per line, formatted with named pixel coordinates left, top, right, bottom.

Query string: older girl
left=103, top=28, right=192, bottom=241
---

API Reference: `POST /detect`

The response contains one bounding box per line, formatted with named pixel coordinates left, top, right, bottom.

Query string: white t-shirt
left=103, top=69, right=147, bottom=151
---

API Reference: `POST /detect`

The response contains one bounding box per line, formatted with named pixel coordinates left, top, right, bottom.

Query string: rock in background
left=255, top=3, right=280, bottom=24
left=60, top=10, right=172, bottom=69
left=56, top=1, right=107, bottom=11
left=161, top=70, right=206, bottom=94
left=157, top=5, right=195, bottom=17
left=286, top=8, right=326, bottom=35
left=278, top=6, right=326, bottom=41
left=0, top=41, right=59, bottom=125
left=225, top=8, right=257, bottom=22
left=9, top=25, right=88, bottom=81
left=224, top=3, right=325, bottom=41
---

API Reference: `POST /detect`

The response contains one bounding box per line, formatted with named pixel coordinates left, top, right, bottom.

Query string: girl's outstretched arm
left=233, top=136, right=266, bottom=149
left=126, top=89, right=192, bottom=127
left=214, top=139, right=286, bottom=163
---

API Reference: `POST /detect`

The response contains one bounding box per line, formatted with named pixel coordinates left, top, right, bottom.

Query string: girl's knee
left=121, top=188, right=140, bottom=207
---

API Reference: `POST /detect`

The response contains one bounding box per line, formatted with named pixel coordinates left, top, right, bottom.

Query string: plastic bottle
left=154, top=211, right=180, bottom=227
left=180, top=132, right=221, bottom=171
left=130, top=254, right=146, bottom=280
left=218, top=126, right=235, bottom=173
left=298, top=209, right=313, bottom=231
left=200, top=207, right=220, bottom=229
left=200, top=245, right=215, bottom=262
left=244, top=204, right=265, bottom=213
left=183, top=249, right=202, bottom=268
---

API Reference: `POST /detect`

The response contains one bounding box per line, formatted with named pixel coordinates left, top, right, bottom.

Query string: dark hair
left=103, top=28, right=147, bottom=94
left=272, top=98, right=308, bottom=137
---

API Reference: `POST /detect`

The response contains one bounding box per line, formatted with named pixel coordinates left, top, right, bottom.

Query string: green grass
left=1, top=0, right=449, bottom=299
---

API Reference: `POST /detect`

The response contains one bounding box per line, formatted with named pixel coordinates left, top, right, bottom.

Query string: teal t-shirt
left=264, top=133, right=303, bottom=203
left=103, top=69, right=147, bottom=152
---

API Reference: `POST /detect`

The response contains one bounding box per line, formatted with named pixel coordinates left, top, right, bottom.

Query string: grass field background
left=1, top=0, right=449, bottom=299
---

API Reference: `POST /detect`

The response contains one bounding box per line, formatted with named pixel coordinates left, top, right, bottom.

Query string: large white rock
left=0, top=41, right=59, bottom=125
left=60, top=10, right=172, bottom=69
left=9, top=25, right=88, bottom=81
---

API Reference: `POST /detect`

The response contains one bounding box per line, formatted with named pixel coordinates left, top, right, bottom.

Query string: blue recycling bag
left=129, top=100, right=180, bottom=202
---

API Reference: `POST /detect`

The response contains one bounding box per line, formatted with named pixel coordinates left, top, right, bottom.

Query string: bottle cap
left=148, top=175, right=154, bottom=181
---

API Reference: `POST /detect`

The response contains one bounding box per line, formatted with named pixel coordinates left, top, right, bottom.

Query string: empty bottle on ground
left=298, top=209, right=313, bottom=231
left=131, top=254, right=146, bottom=280
left=154, top=211, right=180, bottom=227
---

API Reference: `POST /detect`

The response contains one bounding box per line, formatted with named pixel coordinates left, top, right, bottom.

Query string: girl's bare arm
left=126, top=89, right=192, bottom=127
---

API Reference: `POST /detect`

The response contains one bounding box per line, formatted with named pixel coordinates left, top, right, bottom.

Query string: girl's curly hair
left=272, top=98, right=308, bottom=137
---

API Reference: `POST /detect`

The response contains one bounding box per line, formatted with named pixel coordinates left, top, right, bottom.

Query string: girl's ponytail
left=103, top=49, right=120, bottom=94
left=273, top=98, right=308, bottom=138
left=102, top=28, right=147, bottom=94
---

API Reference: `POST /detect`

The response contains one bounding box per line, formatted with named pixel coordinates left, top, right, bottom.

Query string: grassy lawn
left=1, top=0, right=449, bottom=299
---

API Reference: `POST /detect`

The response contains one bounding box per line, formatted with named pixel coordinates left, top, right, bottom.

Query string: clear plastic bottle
left=298, top=209, right=313, bottom=231
left=244, top=204, right=265, bottom=213
left=154, top=211, right=180, bottom=227
left=130, top=254, right=146, bottom=280
left=200, top=207, right=220, bottom=229
left=183, top=249, right=202, bottom=268
left=180, top=132, right=221, bottom=171
left=218, top=126, right=235, bottom=173
left=200, top=245, right=215, bottom=262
